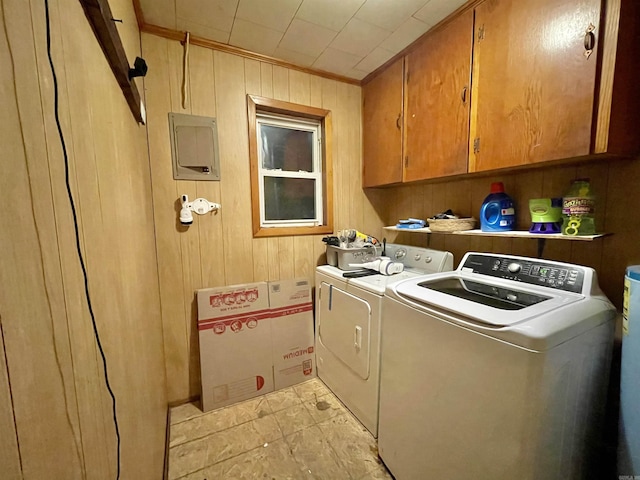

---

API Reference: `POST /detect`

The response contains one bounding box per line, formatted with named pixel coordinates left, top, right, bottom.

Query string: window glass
left=260, top=125, right=313, bottom=172
left=263, top=177, right=316, bottom=220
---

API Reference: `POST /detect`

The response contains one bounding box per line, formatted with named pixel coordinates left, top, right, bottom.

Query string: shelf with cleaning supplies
left=383, top=226, right=609, bottom=257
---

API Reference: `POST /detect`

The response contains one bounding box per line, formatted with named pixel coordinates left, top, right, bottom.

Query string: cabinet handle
left=396, top=114, right=401, bottom=130
left=461, top=86, right=468, bottom=103
left=584, top=23, right=596, bottom=59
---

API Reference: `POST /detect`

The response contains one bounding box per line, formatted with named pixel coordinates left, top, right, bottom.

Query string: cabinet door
left=404, top=9, right=474, bottom=182
left=362, top=58, right=404, bottom=187
left=469, top=0, right=601, bottom=172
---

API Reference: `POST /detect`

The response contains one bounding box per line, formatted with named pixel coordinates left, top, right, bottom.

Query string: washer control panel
left=384, top=244, right=453, bottom=274
left=461, top=254, right=585, bottom=293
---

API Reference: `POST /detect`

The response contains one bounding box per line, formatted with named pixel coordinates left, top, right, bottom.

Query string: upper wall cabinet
left=469, top=0, right=600, bottom=171
left=469, top=0, right=640, bottom=172
left=362, top=0, right=640, bottom=185
left=404, top=9, right=474, bottom=182
left=363, top=58, right=404, bottom=187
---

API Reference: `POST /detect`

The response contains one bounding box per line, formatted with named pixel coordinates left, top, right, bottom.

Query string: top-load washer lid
left=394, top=272, right=582, bottom=327
left=418, top=277, right=550, bottom=310
left=387, top=252, right=617, bottom=350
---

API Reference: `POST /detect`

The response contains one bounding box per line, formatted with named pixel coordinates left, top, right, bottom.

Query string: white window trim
left=256, top=114, right=324, bottom=229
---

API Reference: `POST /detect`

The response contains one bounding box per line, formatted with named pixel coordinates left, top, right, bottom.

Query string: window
left=247, top=95, right=333, bottom=237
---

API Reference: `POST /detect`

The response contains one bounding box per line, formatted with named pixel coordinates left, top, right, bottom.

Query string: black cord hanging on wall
left=44, top=0, right=121, bottom=478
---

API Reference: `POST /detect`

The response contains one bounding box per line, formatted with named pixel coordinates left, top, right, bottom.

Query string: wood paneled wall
left=0, top=0, right=167, bottom=478
left=142, top=34, right=387, bottom=403
left=386, top=159, right=640, bottom=310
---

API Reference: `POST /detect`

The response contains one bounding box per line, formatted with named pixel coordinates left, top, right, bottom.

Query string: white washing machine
left=378, top=252, right=617, bottom=480
left=315, top=244, right=453, bottom=436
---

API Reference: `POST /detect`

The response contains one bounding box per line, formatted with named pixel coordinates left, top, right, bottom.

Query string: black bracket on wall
left=78, top=0, right=146, bottom=124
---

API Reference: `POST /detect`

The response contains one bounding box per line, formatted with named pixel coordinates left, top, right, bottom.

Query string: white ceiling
left=138, top=0, right=468, bottom=80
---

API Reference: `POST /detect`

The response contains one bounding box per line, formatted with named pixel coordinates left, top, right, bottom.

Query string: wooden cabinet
left=404, top=9, right=474, bottom=181
left=362, top=58, right=404, bottom=187
left=362, top=0, right=640, bottom=184
left=469, top=0, right=640, bottom=172
left=469, top=0, right=601, bottom=172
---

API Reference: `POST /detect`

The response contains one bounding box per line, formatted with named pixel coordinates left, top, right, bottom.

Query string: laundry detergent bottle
left=480, top=182, right=516, bottom=231
left=561, top=178, right=596, bottom=236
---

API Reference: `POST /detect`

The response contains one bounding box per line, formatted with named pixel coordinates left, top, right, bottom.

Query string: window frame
left=247, top=95, right=333, bottom=238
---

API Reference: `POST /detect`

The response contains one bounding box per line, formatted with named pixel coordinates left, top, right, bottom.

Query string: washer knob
left=414, top=254, right=421, bottom=261
left=507, top=263, right=521, bottom=274
left=394, top=249, right=406, bottom=260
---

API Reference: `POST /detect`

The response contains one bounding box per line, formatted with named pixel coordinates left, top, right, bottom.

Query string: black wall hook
left=128, top=57, right=148, bottom=80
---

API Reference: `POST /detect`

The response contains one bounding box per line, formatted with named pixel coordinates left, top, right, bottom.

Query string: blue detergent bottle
left=480, top=182, right=516, bottom=231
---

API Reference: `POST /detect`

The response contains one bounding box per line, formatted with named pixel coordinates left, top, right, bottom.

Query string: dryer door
left=318, top=282, right=371, bottom=379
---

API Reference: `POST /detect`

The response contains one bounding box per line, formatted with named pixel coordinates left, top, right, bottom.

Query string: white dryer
left=315, top=244, right=453, bottom=436
left=378, top=252, right=617, bottom=480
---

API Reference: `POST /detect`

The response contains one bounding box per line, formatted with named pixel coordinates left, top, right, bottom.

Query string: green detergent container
left=529, top=198, right=562, bottom=234
left=562, top=179, right=596, bottom=236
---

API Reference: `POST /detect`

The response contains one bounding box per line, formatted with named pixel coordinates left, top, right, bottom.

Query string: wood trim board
left=78, top=0, right=145, bottom=122
left=140, top=23, right=360, bottom=86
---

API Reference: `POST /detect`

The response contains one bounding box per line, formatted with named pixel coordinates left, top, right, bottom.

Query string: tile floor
left=168, top=378, right=394, bottom=479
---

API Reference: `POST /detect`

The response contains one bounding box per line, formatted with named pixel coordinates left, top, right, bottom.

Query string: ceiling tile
left=329, top=18, right=391, bottom=57
left=229, top=18, right=283, bottom=56
left=236, top=0, right=302, bottom=32
left=355, top=0, right=429, bottom=31
left=177, top=0, right=238, bottom=32
left=273, top=47, right=316, bottom=67
left=354, top=46, right=396, bottom=73
left=139, top=0, right=176, bottom=28
left=413, top=0, right=468, bottom=26
left=295, top=0, right=365, bottom=32
left=278, top=19, right=338, bottom=57
left=379, top=17, right=432, bottom=54
left=313, top=47, right=362, bottom=76
left=177, top=18, right=231, bottom=43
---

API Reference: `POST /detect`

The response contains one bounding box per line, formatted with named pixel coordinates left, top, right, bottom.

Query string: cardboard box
left=197, top=282, right=274, bottom=412
left=268, top=278, right=316, bottom=389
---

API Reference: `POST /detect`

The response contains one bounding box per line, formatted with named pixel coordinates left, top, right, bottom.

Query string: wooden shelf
left=384, top=226, right=607, bottom=241
left=384, top=226, right=433, bottom=233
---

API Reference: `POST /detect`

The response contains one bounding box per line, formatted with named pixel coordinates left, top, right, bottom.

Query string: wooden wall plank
left=189, top=45, right=222, bottom=399
left=245, top=59, right=269, bottom=282
left=0, top=324, right=21, bottom=479
left=289, top=70, right=311, bottom=104
left=47, top=0, right=118, bottom=474
left=294, top=236, right=314, bottom=280
left=143, top=34, right=190, bottom=402
left=273, top=65, right=289, bottom=101
left=167, top=40, right=204, bottom=401
left=268, top=238, right=281, bottom=281
left=191, top=46, right=225, bottom=289
left=1, top=1, right=85, bottom=477
left=322, top=78, right=345, bottom=231
left=214, top=51, right=255, bottom=286
left=599, top=158, right=640, bottom=306
left=278, top=237, right=296, bottom=280
left=260, top=63, right=274, bottom=97
left=343, top=83, right=365, bottom=232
